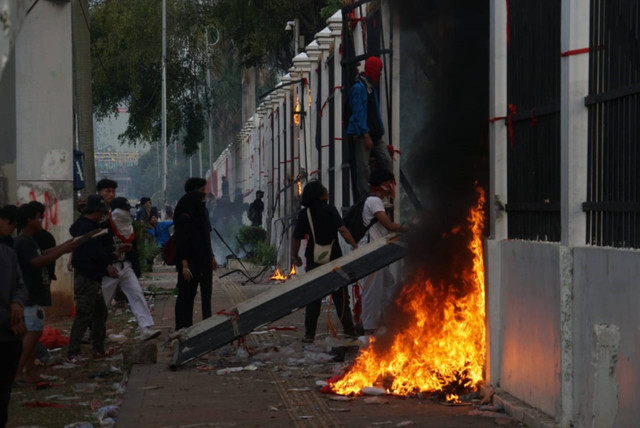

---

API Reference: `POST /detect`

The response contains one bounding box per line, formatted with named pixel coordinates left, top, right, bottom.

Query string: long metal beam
left=170, top=235, right=405, bottom=368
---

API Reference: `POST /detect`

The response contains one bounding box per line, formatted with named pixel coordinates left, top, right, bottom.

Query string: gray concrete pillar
left=15, top=1, right=75, bottom=316
left=560, top=0, right=590, bottom=247
left=488, top=0, right=508, bottom=241
left=486, top=0, right=508, bottom=387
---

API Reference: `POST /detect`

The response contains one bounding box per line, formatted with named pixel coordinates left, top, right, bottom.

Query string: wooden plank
left=170, top=235, right=405, bottom=368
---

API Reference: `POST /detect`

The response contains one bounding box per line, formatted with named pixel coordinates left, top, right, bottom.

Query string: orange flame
left=331, top=187, right=486, bottom=396
left=294, top=96, right=301, bottom=125
left=269, top=268, right=287, bottom=281
left=297, top=181, right=302, bottom=196
left=446, top=393, right=461, bottom=403
left=289, top=264, right=297, bottom=276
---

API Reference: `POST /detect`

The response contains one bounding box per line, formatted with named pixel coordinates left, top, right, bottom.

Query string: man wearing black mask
left=173, top=178, right=219, bottom=330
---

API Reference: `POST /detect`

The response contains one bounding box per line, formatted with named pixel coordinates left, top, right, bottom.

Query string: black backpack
left=343, top=194, right=378, bottom=243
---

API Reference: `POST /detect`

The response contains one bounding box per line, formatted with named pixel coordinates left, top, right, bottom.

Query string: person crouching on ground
left=67, top=195, right=122, bottom=363
left=102, top=197, right=161, bottom=341
left=173, top=177, right=218, bottom=330
left=13, top=203, right=76, bottom=382
left=291, top=181, right=359, bottom=343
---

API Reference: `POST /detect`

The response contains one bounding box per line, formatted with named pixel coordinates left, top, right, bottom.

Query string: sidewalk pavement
left=116, top=266, right=522, bottom=428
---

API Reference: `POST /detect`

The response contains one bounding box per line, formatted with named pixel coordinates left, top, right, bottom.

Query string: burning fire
left=330, top=188, right=486, bottom=397
left=297, top=181, right=302, bottom=196
left=294, top=96, right=301, bottom=125
left=269, top=268, right=287, bottom=281
left=270, top=265, right=297, bottom=281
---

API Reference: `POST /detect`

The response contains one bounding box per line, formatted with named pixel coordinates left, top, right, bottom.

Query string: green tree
left=89, top=0, right=341, bottom=156
left=212, top=0, right=340, bottom=70
left=91, top=0, right=219, bottom=153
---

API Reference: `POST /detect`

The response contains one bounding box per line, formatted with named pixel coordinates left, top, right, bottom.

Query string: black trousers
left=305, top=285, right=356, bottom=338
left=0, top=340, right=22, bottom=428
left=175, top=269, right=213, bottom=330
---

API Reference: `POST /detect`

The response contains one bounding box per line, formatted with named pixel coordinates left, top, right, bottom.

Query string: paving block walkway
left=117, top=266, right=521, bottom=428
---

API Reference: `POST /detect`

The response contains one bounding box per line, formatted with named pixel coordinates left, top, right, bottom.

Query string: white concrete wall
left=490, top=240, right=640, bottom=427
left=572, top=247, right=640, bottom=428
left=498, top=240, right=562, bottom=418
left=15, top=1, right=74, bottom=315
left=0, top=0, right=36, bottom=82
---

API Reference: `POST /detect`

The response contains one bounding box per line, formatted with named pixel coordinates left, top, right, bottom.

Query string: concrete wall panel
left=14, top=1, right=74, bottom=316
left=500, top=240, right=561, bottom=417
left=573, top=247, right=640, bottom=428
left=15, top=1, right=72, bottom=181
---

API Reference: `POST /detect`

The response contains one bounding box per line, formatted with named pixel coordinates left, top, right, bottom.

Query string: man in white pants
left=102, top=197, right=160, bottom=341
left=356, top=169, right=407, bottom=334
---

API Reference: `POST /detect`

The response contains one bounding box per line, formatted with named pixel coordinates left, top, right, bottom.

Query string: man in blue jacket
left=347, top=56, right=393, bottom=199
left=67, top=195, right=121, bottom=362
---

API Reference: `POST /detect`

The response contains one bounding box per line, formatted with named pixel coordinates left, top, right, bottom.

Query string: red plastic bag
left=40, top=325, right=70, bottom=349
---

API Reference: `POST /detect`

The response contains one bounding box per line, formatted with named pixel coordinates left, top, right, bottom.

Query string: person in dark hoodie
left=0, top=243, right=27, bottom=427
left=173, top=177, right=218, bottom=330
left=67, top=195, right=120, bottom=362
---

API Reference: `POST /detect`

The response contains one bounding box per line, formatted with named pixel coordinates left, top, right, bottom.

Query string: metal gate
left=506, top=0, right=561, bottom=241
left=585, top=0, right=640, bottom=248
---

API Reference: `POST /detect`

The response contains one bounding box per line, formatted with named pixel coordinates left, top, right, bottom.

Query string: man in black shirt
left=248, top=190, right=264, bottom=227
left=13, top=203, right=75, bottom=383
left=67, top=195, right=120, bottom=362
left=0, top=243, right=27, bottom=427
left=291, top=181, right=359, bottom=342
left=0, top=205, right=17, bottom=248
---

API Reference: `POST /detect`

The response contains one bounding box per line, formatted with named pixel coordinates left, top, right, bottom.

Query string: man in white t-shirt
left=358, top=169, right=407, bottom=334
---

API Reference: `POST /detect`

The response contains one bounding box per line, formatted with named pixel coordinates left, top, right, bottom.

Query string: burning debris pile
left=270, top=265, right=297, bottom=281
left=327, top=188, right=486, bottom=399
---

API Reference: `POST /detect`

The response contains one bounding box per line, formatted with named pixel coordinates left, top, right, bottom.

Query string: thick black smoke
left=394, top=1, right=490, bottom=288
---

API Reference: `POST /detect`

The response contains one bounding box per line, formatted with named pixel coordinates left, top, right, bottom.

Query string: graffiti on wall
left=27, top=189, right=59, bottom=230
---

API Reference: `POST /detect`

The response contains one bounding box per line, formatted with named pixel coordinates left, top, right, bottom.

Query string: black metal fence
left=586, top=0, right=640, bottom=248
left=506, top=0, right=562, bottom=241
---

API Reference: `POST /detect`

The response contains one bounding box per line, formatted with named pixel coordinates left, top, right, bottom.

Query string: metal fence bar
left=586, top=0, right=640, bottom=248
left=506, top=0, right=561, bottom=242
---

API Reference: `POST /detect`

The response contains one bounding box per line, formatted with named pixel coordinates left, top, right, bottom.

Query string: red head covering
left=363, top=56, right=383, bottom=84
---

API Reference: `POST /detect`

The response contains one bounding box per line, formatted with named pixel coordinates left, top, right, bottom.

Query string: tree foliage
left=89, top=0, right=342, bottom=155
left=212, top=0, right=341, bottom=70
left=91, top=0, right=224, bottom=154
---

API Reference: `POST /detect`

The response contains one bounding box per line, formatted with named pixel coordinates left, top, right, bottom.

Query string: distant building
left=93, top=109, right=150, bottom=198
